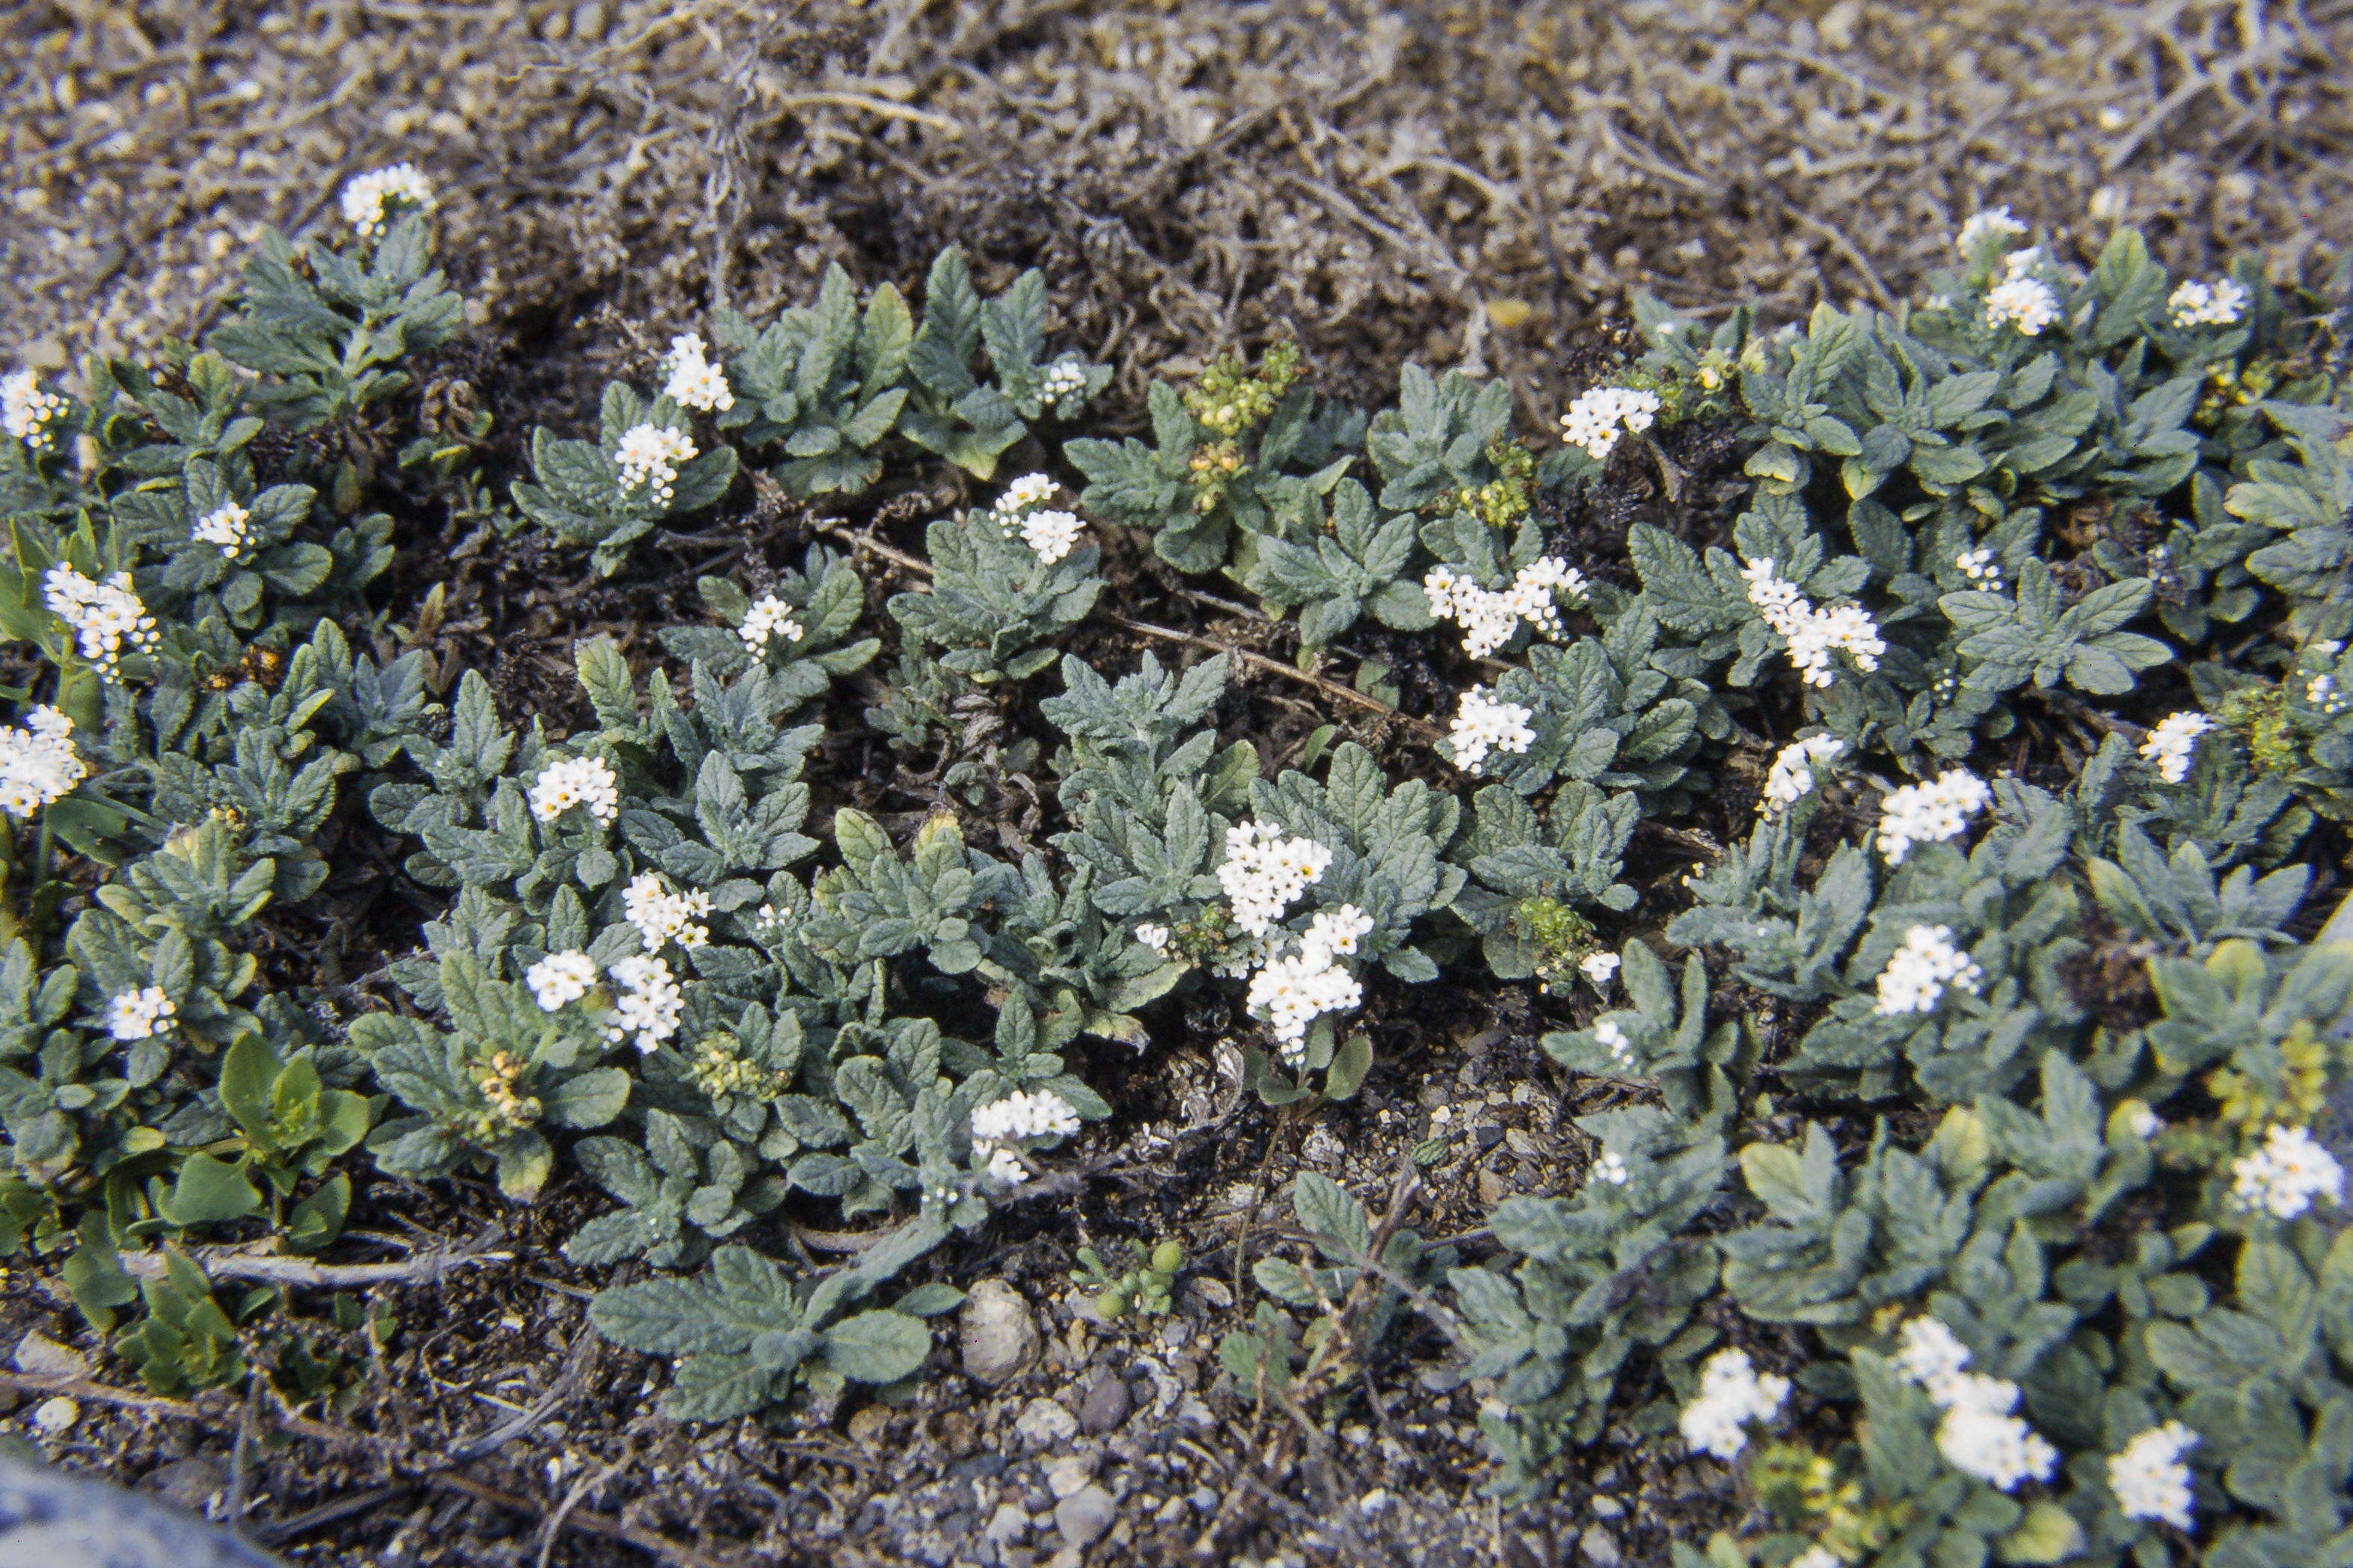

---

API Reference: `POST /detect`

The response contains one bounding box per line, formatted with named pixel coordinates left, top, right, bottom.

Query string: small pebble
left=1054, top=1484, right=1117, bottom=1549
left=1043, top=1454, right=1096, bottom=1499
left=31, top=1395, right=79, bottom=1434
left=1580, top=1524, right=1623, bottom=1567
left=1012, top=1397, right=1079, bottom=1450
left=1079, top=1371, right=1131, bottom=1434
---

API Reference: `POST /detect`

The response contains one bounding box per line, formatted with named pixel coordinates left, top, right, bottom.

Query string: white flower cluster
left=971, top=1087, right=1082, bottom=1163
left=1761, top=734, right=1845, bottom=817
left=1893, top=1317, right=2058, bottom=1492
left=1040, top=360, right=1088, bottom=402
left=340, top=163, right=435, bottom=240
left=529, top=755, right=619, bottom=825
left=191, top=500, right=254, bottom=559
left=1245, top=905, right=1372, bottom=1060
left=1135, top=923, right=1173, bottom=956
left=622, top=872, right=711, bottom=952
left=1875, top=767, right=1993, bottom=864
left=42, top=565, right=159, bottom=680
left=991, top=473, right=1057, bottom=533
left=2307, top=673, right=2348, bottom=714
left=1677, top=1349, right=1789, bottom=1460
left=1742, top=558, right=1886, bottom=687
left=1020, top=508, right=1086, bottom=565
left=1559, top=386, right=1662, bottom=462
left=1984, top=250, right=2061, bottom=336
left=1594, top=1018, right=1636, bottom=1069
left=1215, top=822, right=1331, bottom=936
left=1955, top=547, right=2003, bottom=590
left=738, top=593, right=804, bottom=653
left=525, top=950, right=599, bottom=1012
left=658, top=332, right=734, bottom=413
left=2108, top=1421, right=2198, bottom=1530
left=1874, top=924, right=1985, bottom=1016
left=605, top=953, right=683, bottom=1052
left=0, top=706, right=85, bottom=818
left=1591, top=1149, right=1630, bottom=1185
left=1423, top=559, right=1589, bottom=657
left=1447, top=687, right=1536, bottom=775
left=1580, top=952, right=1620, bottom=988
left=2, top=370, right=67, bottom=451
left=2168, top=277, right=2248, bottom=329
left=2227, top=1124, right=2345, bottom=1220
left=106, top=986, right=176, bottom=1042
left=1955, top=206, right=2028, bottom=255
left=1788, top=1549, right=1840, bottom=1568
left=613, top=423, right=696, bottom=504
left=2138, top=711, right=2213, bottom=784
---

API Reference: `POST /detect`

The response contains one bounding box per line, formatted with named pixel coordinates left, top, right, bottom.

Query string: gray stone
left=13, top=1332, right=88, bottom=1380
left=1053, top=1484, right=1117, bottom=1549
left=141, top=1458, right=229, bottom=1516
left=1580, top=1524, right=1624, bottom=1567
left=1079, top=1372, right=1130, bottom=1435
left=960, top=1280, right=1040, bottom=1386
left=1043, top=1454, right=1096, bottom=1499
left=1011, top=1398, right=1079, bottom=1450
left=982, top=1501, right=1031, bottom=1546
left=0, top=1454, right=285, bottom=1566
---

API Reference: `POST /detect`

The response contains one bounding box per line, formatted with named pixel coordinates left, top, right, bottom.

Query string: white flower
left=1592, top=1149, right=1630, bottom=1185
left=1938, top=1401, right=2059, bottom=1491
left=1895, top=1318, right=1974, bottom=1397
left=1955, top=547, right=2004, bottom=590
left=1580, top=952, right=1621, bottom=988
left=2, top=370, right=67, bottom=451
left=42, top=565, right=159, bottom=681
left=1040, top=360, right=1088, bottom=402
left=2108, top=1421, right=2198, bottom=1529
left=2121, top=1101, right=2163, bottom=1139
left=528, top=755, right=619, bottom=825
left=737, top=594, right=804, bottom=653
left=525, top=950, right=598, bottom=1012
left=2168, top=278, right=2248, bottom=329
left=1423, top=566, right=1520, bottom=657
left=2228, top=1125, right=2345, bottom=1220
left=604, top=954, right=683, bottom=1052
left=1246, top=944, right=1363, bottom=1057
left=0, top=706, right=86, bottom=818
left=1594, top=1018, right=1636, bottom=1069
left=1502, top=557, right=1589, bottom=639
left=340, top=163, right=435, bottom=240
left=658, top=332, right=734, bottom=413
left=1790, top=1548, right=1841, bottom=1568
left=2138, top=712, right=2213, bottom=784
left=1677, top=1349, right=1789, bottom=1460
left=1019, top=508, right=1085, bottom=565
left=621, top=872, right=712, bottom=952
left=1761, top=734, right=1846, bottom=816
left=1874, top=924, right=1985, bottom=1016
left=991, top=473, right=1057, bottom=532
left=1985, top=276, right=2061, bottom=336
left=1743, top=559, right=1883, bottom=687
left=985, top=1146, right=1031, bottom=1186
left=1875, top=768, right=1993, bottom=864
left=613, top=423, right=696, bottom=505
left=1448, top=687, right=1536, bottom=775
left=971, top=1089, right=1082, bottom=1145
left=1559, top=386, right=1663, bottom=462
left=1134, top=923, right=1173, bottom=956
left=1893, top=1316, right=2058, bottom=1492
left=1956, top=207, right=2028, bottom=255
left=106, top=986, right=175, bottom=1042
left=191, top=500, right=254, bottom=559
left=2307, top=673, right=2348, bottom=713
left=1301, top=904, right=1374, bottom=968
left=1215, top=822, right=1332, bottom=937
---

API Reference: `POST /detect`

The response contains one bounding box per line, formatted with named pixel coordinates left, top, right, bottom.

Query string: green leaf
left=821, top=1309, right=933, bottom=1383
left=164, top=1153, right=266, bottom=1226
